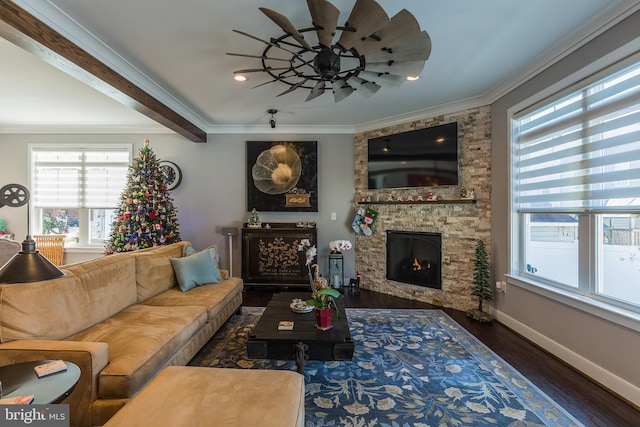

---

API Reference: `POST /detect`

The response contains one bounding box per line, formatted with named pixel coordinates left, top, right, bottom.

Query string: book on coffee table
left=278, top=321, right=294, bottom=331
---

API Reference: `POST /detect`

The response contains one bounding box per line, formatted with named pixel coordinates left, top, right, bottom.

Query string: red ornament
left=124, top=212, right=131, bottom=218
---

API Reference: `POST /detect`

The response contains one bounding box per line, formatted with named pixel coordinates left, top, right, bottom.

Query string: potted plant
left=298, top=239, right=342, bottom=329
left=306, top=287, right=341, bottom=329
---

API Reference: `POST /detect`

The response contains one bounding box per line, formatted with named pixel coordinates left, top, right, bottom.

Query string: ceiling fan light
left=234, top=75, right=248, bottom=82
left=406, top=75, right=420, bottom=81
left=313, top=47, right=341, bottom=79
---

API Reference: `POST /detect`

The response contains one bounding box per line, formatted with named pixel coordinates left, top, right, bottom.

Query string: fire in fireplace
left=386, top=231, right=441, bottom=289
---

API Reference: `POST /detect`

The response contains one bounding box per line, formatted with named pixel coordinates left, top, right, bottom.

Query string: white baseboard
left=493, top=309, right=640, bottom=408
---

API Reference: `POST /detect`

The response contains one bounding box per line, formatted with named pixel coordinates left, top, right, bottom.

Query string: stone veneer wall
left=354, top=106, right=491, bottom=312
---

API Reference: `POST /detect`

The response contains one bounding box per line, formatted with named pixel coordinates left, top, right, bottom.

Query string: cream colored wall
left=491, top=10, right=640, bottom=406
left=0, top=132, right=356, bottom=277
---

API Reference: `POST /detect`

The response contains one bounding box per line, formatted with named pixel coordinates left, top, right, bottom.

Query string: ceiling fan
left=227, top=0, right=432, bottom=102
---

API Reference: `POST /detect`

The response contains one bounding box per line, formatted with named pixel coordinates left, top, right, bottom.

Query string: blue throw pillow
left=171, top=247, right=220, bottom=292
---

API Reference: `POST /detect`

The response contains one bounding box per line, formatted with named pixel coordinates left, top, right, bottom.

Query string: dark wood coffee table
left=247, top=292, right=354, bottom=373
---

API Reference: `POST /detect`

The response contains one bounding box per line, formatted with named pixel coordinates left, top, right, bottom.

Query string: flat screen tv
left=367, top=122, right=459, bottom=189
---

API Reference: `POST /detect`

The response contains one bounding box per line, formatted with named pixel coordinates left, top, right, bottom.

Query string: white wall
left=491, top=10, right=640, bottom=406
left=0, top=132, right=356, bottom=278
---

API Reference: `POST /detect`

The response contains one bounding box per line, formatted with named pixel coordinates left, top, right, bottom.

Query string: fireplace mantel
left=358, top=199, right=476, bottom=205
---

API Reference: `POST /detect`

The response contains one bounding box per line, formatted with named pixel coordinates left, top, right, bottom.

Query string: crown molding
left=0, top=124, right=173, bottom=134
left=206, top=124, right=355, bottom=135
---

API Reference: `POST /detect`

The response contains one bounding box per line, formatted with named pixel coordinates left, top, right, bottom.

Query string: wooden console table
left=242, top=223, right=316, bottom=286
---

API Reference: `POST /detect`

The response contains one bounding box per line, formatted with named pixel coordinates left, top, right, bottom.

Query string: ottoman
left=103, top=366, right=305, bottom=427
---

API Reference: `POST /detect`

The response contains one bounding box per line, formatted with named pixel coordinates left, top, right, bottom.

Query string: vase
left=315, top=307, right=333, bottom=330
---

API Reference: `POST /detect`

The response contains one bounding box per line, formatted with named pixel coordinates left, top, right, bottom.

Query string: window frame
left=508, top=48, right=640, bottom=333
left=28, top=143, right=132, bottom=249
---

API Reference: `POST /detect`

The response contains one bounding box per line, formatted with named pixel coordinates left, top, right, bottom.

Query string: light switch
left=331, top=212, right=337, bottom=220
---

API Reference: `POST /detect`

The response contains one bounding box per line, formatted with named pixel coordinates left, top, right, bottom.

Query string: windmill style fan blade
left=364, top=60, right=426, bottom=78
left=306, top=0, right=339, bottom=48
left=306, top=80, right=326, bottom=101
left=346, top=76, right=381, bottom=98
left=226, top=52, right=290, bottom=62
left=277, top=80, right=308, bottom=97
left=358, top=71, right=406, bottom=88
left=252, top=79, right=278, bottom=89
left=353, top=9, right=421, bottom=55
left=232, top=30, right=301, bottom=57
left=332, top=79, right=354, bottom=102
left=234, top=67, right=291, bottom=73
left=337, top=0, right=389, bottom=51
left=260, top=7, right=312, bottom=50
left=364, top=32, right=432, bottom=63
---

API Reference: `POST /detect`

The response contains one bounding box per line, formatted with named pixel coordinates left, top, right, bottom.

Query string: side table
left=0, top=360, right=80, bottom=404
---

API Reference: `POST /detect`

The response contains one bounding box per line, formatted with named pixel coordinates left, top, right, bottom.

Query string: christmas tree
left=105, top=140, right=181, bottom=254
left=467, top=239, right=493, bottom=322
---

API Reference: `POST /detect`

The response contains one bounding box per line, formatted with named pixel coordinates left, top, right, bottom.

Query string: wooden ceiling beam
left=0, top=0, right=207, bottom=142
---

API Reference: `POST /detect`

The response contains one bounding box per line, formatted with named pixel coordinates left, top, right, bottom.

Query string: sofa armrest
left=0, top=340, right=109, bottom=427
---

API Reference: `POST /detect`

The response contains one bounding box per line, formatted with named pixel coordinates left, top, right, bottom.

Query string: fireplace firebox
left=386, top=231, right=441, bottom=289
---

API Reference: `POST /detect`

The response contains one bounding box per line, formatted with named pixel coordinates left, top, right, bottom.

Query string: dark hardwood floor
left=242, top=286, right=640, bottom=427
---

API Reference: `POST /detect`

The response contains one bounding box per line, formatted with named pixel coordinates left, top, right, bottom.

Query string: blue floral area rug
left=189, top=308, right=584, bottom=427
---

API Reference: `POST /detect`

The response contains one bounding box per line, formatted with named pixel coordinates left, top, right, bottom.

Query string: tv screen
left=367, top=122, right=459, bottom=189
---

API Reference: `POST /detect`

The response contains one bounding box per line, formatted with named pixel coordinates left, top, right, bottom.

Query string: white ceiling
left=1, top=0, right=639, bottom=136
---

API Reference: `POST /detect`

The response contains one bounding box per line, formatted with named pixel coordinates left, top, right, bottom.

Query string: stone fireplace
left=386, top=231, right=441, bottom=290
left=353, top=106, right=492, bottom=312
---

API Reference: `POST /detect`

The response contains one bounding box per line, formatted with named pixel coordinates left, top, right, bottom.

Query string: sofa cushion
left=142, top=277, right=243, bottom=321
left=102, top=366, right=305, bottom=427
left=0, top=256, right=137, bottom=343
left=133, top=242, right=190, bottom=302
left=65, top=303, right=208, bottom=399
left=170, top=247, right=221, bottom=292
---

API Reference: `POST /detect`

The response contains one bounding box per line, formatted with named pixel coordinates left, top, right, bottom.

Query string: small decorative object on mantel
left=427, top=192, right=438, bottom=201
left=466, top=239, right=494, bottom=322
left=247, top=208, right=262, bottom=228
left=295, top=221, right=316, bottom=228
left=461, top=187, right=476, bottom=200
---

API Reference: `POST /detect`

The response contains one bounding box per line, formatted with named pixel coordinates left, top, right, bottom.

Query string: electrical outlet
left=496, top=281, right=507, bottom=293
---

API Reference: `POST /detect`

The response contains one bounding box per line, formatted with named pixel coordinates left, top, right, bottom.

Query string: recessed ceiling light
left=234, top=75, right=247, bottom=82
left=406, top=76, right=420, bottom=81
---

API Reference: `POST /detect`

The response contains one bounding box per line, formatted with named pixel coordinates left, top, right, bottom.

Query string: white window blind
left=514, top=58, right=640, bottom=212
left=32, top=148, right=130, bottom=209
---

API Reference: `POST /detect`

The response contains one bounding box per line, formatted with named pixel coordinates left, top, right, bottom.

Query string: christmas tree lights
left=105, top=139, right=181, bottom=253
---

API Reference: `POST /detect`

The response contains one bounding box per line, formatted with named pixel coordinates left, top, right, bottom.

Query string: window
left=511, top=53, right=640, bottom=317
left=30, top=145, right=131, bottom=247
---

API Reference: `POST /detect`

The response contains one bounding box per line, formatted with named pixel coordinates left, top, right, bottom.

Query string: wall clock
left=159, top=161, right=182, bottom=190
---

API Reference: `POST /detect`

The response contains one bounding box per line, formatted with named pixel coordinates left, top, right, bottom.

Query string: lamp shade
left=0, top=238, right=65, bottom=283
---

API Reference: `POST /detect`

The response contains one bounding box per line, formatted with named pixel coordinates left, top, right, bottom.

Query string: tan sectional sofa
left=0, top=241, right=244, bottom=427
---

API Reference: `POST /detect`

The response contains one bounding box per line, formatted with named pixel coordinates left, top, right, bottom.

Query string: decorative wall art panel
left=246, top=141, right=318, bottom=212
